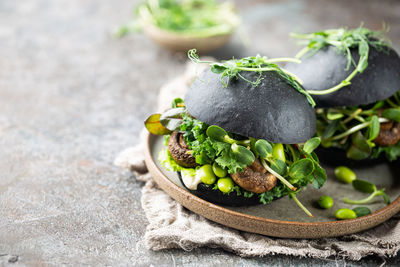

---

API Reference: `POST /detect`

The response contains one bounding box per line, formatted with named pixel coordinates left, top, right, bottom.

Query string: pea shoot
left=344, top=179, right=390, bottom=205
left=188, top=49, right=316, bottom=107
left=316, top=90, right=400, bottom=161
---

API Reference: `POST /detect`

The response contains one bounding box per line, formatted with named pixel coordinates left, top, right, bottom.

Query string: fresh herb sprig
left=317, top=91, right=400, bottom=160
left=344, top=179, right=390, bottom=205
left=188, top=49, right=316, bottom=107
left=291, top=25, right=390, bottom=95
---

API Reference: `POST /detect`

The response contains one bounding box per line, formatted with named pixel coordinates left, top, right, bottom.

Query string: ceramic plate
left=144, top=133, right=400, bottom=238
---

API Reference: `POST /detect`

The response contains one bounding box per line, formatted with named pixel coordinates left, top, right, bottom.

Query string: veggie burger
left=145, top=50, right=327, bottom=217
left=285, top=26, right=400, bottom=161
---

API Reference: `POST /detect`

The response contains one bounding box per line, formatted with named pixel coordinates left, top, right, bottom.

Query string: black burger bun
left=285, top=45, right=400, bottom=108
left=184, top=70, right=316, bottom=144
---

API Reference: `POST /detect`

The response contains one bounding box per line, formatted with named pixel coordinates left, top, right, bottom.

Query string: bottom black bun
left=315, top=147, right=386, bottom=167
left=177, top=172, right=260, bottom=206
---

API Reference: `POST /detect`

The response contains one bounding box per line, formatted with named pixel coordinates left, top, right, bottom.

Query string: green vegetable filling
left=154, top=100, right=327, bottom=216
left=316, top=91, right=400, bottom=161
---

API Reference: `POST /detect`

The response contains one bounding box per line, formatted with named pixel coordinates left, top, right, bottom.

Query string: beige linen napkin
left=115, top=62, right=400, bottom=260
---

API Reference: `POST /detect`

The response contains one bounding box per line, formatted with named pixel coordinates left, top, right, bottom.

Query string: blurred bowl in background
left=140, top=21, right=234, bottom=53
left=137, top=0, right=239, bottom=53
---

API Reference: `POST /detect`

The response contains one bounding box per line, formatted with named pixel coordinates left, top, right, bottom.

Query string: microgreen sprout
left=289, top=192, right=313, bottom=217
left=255, top=140, right=296, bottom=191
left=317, top=91, right=400, bottom=160
left=188, top=49, right=316, bottom=107
left=291, top=24, right=390, bottom=95
left=326, top=117, right=388, bottom=142
left=343, top=179, right=390, bottom=205
left=206, top=125, right=250, bottom=145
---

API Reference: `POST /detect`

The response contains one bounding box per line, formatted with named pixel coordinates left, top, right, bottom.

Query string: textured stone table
left=0, top=0, right=399, bottom=265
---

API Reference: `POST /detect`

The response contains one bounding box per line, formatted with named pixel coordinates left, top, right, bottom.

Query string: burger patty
left=231, top=159, right=277, bottom=194
left=374, top=121, right=400, bottom=147
left=168, top=131, right=197, bottom=168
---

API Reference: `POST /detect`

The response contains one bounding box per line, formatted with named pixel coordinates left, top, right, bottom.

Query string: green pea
left=217, top=177, right=235, bottom=193
left=335, top=208, right=357, bottom=220
left=212, top=162, right=227, bottom=178
left=317, top=195, right=333, bottom=209
left=272, top=143, right=286, bottom=163
left=197, top=164, right=216, bottom=185
left=353, top=207, right=371, bottom=217
left=334, top=166, right=356, bottom=184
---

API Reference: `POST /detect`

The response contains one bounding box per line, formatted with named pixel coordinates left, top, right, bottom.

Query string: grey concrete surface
left=0, top=0, right=399, bottom=265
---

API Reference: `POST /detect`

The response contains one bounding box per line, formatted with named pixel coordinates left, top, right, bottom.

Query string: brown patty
left=374, top=121, right=400, bottom=147
left=231, top=159, right=277, bottom=194
left=168, top=132, right=197, bottom=168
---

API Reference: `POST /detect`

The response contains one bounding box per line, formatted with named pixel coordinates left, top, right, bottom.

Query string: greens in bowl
left=118, top=0, right=239, bottom=38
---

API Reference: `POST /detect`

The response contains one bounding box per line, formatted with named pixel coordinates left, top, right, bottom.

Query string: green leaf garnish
left=254, top=139, right=273, bottom=158
left=346, top=132, right=372, bottom=160
left=144, top=114, right=172, bottom=135
left=381, top=108, right=400, bottom=122
left=188, top=49, right=316, bottom=107
left=270, top=159, right=287, bottom=176
left=367, top=115, right=380, bottom=141
left=289, top=158, right=314, bottom=180
left=303, top=137, right=321, bottom=154
left=231, top=143, right=255, bottom=166
left=206, top=125, right=228, bottom=142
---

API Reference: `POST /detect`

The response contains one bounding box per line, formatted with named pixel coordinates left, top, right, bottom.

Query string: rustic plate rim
left=144, top=132, right=400, bottom=237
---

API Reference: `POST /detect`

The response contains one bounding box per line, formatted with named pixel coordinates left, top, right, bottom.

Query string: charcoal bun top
left=184, top=69, right=316, bottom=144
left=285, top=45, right=400, bottom=108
